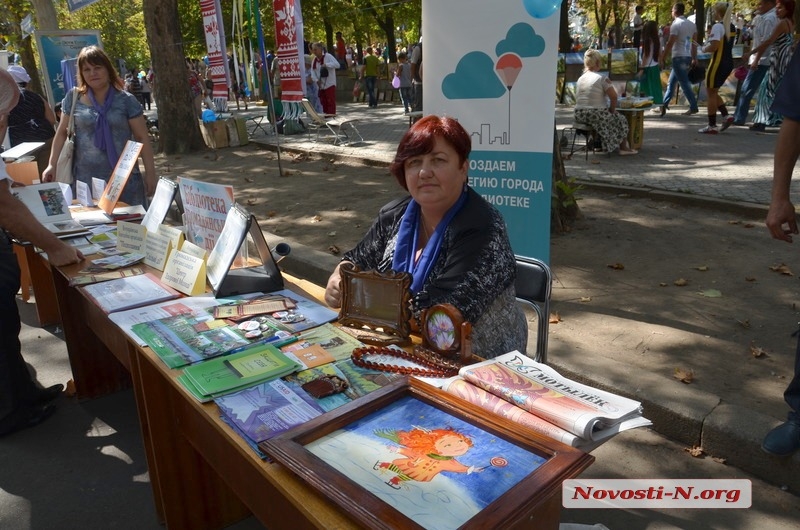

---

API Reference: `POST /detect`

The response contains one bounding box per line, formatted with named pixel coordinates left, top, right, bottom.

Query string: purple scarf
left=87, top=87, right=118, bottom=170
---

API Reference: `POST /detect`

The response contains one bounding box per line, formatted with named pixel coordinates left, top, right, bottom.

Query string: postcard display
left=206, top=203, right=284, bottom=297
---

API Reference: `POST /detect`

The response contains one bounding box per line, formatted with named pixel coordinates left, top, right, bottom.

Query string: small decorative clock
left=420, top=303, right=472, bottom=362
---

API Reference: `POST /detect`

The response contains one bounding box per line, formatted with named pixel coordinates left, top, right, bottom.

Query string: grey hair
left=0, top=68, right=21, bottom=116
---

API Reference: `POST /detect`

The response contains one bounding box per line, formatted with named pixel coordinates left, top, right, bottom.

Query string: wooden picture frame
left=261, top=378, right=594, bottom=529
left=337, top=263, right=412, bottom=340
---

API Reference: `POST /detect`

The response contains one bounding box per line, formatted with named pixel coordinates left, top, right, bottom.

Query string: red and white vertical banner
left=273, top=0, right=305, bottom=106
left=201, top=0, right=231, bottom=103
left=424, top=0, right=561, bottom=262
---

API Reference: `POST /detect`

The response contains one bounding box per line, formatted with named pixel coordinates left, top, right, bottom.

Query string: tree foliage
left=58, top=0, right=150, bottom=73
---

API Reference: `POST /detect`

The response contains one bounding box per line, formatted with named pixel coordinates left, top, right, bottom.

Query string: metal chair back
left=514, top=256, right=552, bottom=363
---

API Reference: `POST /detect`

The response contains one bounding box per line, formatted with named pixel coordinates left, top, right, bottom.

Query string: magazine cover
left=132, top=310, right=251, bottom=368
left=456, top=351, right=650, bottom=441
left=215, top=378, right=324, bottom=443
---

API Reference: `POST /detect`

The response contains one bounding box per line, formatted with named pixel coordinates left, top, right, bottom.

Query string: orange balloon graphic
left=495, top=53, right=523, bottom=90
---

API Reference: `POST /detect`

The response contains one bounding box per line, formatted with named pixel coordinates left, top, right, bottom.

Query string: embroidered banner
left=273, top=0, right=304, bottom=103
left=201, top=0, right=232, bottom=104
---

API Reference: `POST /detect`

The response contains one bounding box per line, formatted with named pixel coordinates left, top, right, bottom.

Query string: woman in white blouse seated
left=574, top=49, right=638, bottom=155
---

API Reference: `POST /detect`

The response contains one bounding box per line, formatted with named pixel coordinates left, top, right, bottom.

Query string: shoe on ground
left=732, top=120, right=746, bottom=126
left=619, top=149, right=638, bottom=156
left=749, top=123, right=766, bottom=132
left=762, top=419, right=800, bottom=456
left=682, top=109, right=699, bottom=115
left=720, top=116, right=734, bottom=132
left=651, top=105, right=666, bottom=116
left=698, top=125, right=719, bottom=134
left=33, top=384, right=64, bottom=405
left=0, top=403, right=57, bottom=437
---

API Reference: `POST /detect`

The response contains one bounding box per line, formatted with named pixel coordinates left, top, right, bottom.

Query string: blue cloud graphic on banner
left=442, top=51, right=507, bottom=99
left=522, top=0, right=562, bottom=19
left=496, top=23, right=546, bottom=58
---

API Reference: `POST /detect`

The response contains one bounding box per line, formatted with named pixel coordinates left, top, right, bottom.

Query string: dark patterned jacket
left=343, top=187, right=527, bottom=358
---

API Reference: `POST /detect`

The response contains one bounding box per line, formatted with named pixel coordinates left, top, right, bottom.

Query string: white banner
left=424, top=0, right=561, bottom=262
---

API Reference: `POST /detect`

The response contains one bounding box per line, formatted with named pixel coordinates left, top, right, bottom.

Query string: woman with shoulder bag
left=43, top=46, right=155, bottom=206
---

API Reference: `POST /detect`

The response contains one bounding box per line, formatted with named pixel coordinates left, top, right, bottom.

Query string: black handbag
left=688, top=63, right=705, bottom=84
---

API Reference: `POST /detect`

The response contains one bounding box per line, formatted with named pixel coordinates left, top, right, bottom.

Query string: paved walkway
left=242, top=100, right=784, bottom=207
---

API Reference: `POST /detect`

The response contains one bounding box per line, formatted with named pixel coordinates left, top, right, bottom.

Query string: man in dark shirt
left=0, top=67, right=84, bottom=437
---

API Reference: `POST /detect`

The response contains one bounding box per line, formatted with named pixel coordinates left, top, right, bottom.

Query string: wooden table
left=14, top=241, right=61, bottom=326
left=51, top=259, right=592, bottom=529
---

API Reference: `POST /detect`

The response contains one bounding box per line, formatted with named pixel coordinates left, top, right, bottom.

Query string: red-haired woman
left=324, top=116, right=526, bottom=359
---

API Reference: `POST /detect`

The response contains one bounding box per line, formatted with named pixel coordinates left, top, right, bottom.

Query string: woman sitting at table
left=324, top=115, right=526, bottom=359
left=574, top=49, right=637, bottom=155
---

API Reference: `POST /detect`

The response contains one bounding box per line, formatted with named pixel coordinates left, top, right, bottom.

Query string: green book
left=181, top=344, right=302, bottom=398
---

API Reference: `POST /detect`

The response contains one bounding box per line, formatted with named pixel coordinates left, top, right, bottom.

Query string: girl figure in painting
left=373, top=427, right=481, bottom=489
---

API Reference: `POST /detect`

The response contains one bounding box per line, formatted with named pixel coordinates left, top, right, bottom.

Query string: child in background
left=396, top=52, right=413, bottom=114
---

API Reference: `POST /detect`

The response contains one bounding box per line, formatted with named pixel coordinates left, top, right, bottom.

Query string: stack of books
left=177, top=343, right=302, bottom=402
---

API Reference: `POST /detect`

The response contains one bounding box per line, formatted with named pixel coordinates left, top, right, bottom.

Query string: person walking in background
left=698, top=2, right=735, bottom=134
left=632, top=5, right=645, bottom=48
left=0, top=67, right=84, bottom=437
left=410, top=37, right=423, bottom=114
left=733, top=0, right=778, bottom=126
left=763, top=45, right=800, bottom=457
left=187, top=60, right=204, bottom=119
left=140, top=74, right=152, bottom=110
left=335, top=31, right=347, bottom=69
left=362, top=47, right=380, bottom=108
left=396, top=51, right=413, bottom=114
left=744, top=0, right=794, bottom=132
left=42, top=46, right=155, bottom=206
left=124, top=71, right=143, bottom=107
left=638, top=21, right=664, bottom=106
left=574, top=49, right=637, bottom=155
left=658, top=3, right=699, bottom=116
left=311, top=42, right=339, bottom=115
left=5, top=65, right=56, bottom=175
left=304, top=54, right=323, bottom=113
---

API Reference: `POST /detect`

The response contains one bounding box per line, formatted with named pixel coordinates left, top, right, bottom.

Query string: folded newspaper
left=441, top=351, right=651, bottom=448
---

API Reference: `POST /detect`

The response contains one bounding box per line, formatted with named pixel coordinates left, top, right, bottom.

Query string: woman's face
left=776, top=2, right=787, bottom=17
left=81, top=61, right=110, bottom=91
left=404, top=136, right=467, bottom=214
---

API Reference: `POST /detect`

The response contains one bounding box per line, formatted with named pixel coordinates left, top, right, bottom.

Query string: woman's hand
left=324, top=261, right=348, bottom=308
left=41, top=164, right=55, bottom=183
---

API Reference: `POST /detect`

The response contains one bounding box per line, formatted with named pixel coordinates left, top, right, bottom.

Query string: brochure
left=81, top=272, right=181, bottom=314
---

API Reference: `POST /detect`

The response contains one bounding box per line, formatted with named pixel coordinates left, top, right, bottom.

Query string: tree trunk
left=559, top=0, right=571, bottom=52
left=551, top=128, right=582, bottom=233
left=29, top=0, right=58, bottom=31
left=142, top=0, right=204, bottom=154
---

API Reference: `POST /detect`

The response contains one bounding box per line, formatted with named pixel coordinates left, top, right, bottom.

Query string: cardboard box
left=224, top=117, right=248, bottom=147
left=199, top=120, right=229, bottom=149
left=5, top=160, right=40, bottom=185
left=623, top=110, right=644, bottom=150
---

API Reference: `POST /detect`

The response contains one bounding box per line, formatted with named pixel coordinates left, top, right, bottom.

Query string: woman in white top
left=574, top=49, right=637, bottom=155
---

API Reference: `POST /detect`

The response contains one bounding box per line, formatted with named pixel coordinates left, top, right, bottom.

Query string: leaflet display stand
left=207, top=203, right=284, bottom=297
left=141, top=177, right=178, bottom=233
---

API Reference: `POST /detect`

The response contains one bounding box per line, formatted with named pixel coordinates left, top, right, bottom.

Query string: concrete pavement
left=3, top=99, right=799, bottom=529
